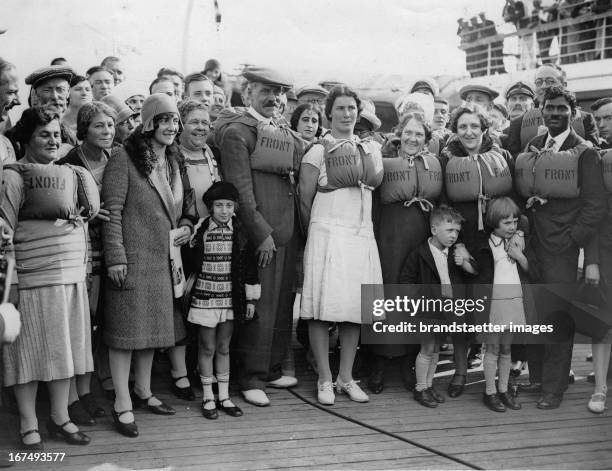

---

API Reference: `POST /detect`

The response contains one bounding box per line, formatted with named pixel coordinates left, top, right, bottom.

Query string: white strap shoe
left=317, top=381, right=335, bottom=406
left=335, top=378, right=369, bottom=403
left=587, top=392, right=607, bottom=414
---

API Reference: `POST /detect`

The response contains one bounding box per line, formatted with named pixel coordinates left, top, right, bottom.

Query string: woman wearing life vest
left=368, top=112, right=443, bottom=394
left=57, top=101, right=115, bottom=425
left=2, top=107, right=100, bottom=449
left=440, top=105, right=515, bottom=397
left=299, top=85, right=383, bottom=406
left=102, top=94, right=193, bottom=437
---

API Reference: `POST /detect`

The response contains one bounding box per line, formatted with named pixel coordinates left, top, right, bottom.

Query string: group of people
left=0, top=52, right=610, bottom=453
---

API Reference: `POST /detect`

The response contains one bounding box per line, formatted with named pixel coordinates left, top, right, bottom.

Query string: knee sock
left=200, top=375, right=215, bottom=402
left=217, top=371, right=230, bottom=401
left=484, top=351, right=498, bottom=395
left=415, top=352, right=432, bottom=392
left=426, top=353, right=439, bottom=388
left=497, top=353, right=511, bottom=393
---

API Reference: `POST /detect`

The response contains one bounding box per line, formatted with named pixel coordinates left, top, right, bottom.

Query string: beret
left=203, top=181, right=239, bottom=207
left=505, top=81, right=535, bottom=99
left=242, top=66, right=292, bottom=89
left=25, top=65, right=74, bottom=88
left=459, top=83, right=499, bottom=101
left=102, top=94, right=138, bottom=124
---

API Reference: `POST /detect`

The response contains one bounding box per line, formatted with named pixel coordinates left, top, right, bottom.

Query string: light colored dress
left=489, top=234, right=526, bottom=330
left=300, top=138, right=383, bottom=324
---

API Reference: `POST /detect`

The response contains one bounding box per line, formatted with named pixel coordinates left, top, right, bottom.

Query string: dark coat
left=184, top=216, right=260, bottom=323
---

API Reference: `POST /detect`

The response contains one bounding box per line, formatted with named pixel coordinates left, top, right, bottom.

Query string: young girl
left=186, top=181, right=260, bottom=419
left=475, top=197, right=528, bottom=412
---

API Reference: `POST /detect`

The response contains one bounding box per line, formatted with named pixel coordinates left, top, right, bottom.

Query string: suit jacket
left=503, top=108, right=599, bottom=157
left=216, top=122, right=296, bottom=247
left=522, top=130, right=607, bottom=261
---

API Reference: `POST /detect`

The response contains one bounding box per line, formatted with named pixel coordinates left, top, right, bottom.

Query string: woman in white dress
left=299, top=85, right=383, bottom=406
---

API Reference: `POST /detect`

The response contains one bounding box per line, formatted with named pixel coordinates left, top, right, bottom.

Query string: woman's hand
left=245, top=303, right=256, bottom=320
left=107, top=264, right=127, bottom=288
left=173, top=226, right=192, bottom=246
left=95, top=202, right=111, bottom=222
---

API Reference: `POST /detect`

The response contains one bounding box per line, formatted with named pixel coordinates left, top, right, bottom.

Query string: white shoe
left=335, top=378, right=369, bottom=403
left=241, top=389, right=270, bottom=407
left=317, top=381, right=335, bottom=406
left=267, top=375, right=298, bottom=389
left=587, top=392, right=607, bottom=414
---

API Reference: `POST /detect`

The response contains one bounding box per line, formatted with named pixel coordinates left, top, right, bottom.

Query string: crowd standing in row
left=0, top=54, right=610, bottom=451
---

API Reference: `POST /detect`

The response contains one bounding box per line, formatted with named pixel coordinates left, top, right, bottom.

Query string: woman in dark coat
left=102, top=93, right=193, bottom=437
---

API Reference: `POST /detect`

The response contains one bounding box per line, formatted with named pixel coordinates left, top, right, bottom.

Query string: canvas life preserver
left=445, top=150, right=512, bottom=229
left=71, top=164, right=101, bottom=220
left=379, top=152, right=442, bottom=211
left=514, top=143, right=587, bottom=207
left=520, top=108, right=588, bottom=151
left=601, top=149, right=612, bottom=193
left=250, top=121, right=305, bottom=176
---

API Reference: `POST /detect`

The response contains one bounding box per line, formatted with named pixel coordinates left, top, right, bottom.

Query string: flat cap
left=242, top=66, right=292, bottom=89
left=505, top=80, right=535, bottom=99
left=296, top=86, right=329, bottom=99
left=410, top=78, right=440, bottom=97
left=459, top=83, right=499, bottom=101
left=102, top=94, right=139, bottom=124
left=25, top=65, right=74, bottom=88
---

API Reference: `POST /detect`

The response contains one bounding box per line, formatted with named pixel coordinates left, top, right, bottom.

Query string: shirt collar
left=247, top=106, right=273, bottom=125
left=489, top=233, right=504, bottom=247
left=428, top=237, right=449, bottom=256
left=545, top=128, right=571, bottom=151
left=208, top=217, right=233, bottom=231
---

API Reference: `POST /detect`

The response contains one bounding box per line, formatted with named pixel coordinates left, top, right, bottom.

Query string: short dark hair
left=591, top=97, right=612, bottom=112
left=324, top=85, right=361, bottom=122
left=542, top=85, right=577, bottom=116
left=430, top=204, right=465, bottom=226
left=395, top=112, right=432, bottom=144
left=178, top=99, right=209, bottom=122
left=184, top=73, right=210, bottom=95
left=50, top=57, right=67, bottom=65
left=484, top=196, right=521, bottom=232
left=10, top=107, right=60, bottom=145
left=86, top=66, right=113, bottom=78
left=101, top=56, right=120, bottom=67
left=157, top=67, right=184, bottom=82
left=69, top=74, right=88, bottom=88
left=450, top=105, right=489, bottom=134
left=290, top=103, right=323, bottom=137
left=149, top=76, right=174, bottom=95
left=77, top=101, right=116, bottom=141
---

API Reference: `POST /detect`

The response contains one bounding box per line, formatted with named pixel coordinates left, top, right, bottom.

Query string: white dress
left=300, top=140, right=383, bottom=324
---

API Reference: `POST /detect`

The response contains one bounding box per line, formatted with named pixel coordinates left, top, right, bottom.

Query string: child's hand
left=245, top=303, right=256, bottom=320
left=506, top=243, right=524, bottom=262
left=173, top=226, right=192, bottom=246
left=454, top=252, right=465, bottom=266
left=508, top=231, right=525, bottom=251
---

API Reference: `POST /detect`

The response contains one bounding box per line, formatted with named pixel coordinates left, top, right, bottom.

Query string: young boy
left=399, top=205, right=476, bottom=407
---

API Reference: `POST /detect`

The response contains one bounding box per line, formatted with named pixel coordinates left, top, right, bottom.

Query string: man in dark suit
left=214, top=66, right=301, bottom=407
left=502, top=64, right=599, bottom=157
left=519, top=86, right=606, bottom=409
left=591, top=97, right=612, bottom=150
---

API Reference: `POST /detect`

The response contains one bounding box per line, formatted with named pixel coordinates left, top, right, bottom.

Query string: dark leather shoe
left=428, top=387, right=445, bottom=403
left=518, top=382, right=542, bottom=393
left=132, top=394, right=175, bottom=415
left=79, top=393, right=105, bottom=418
left=499, top=391, right=521, bottom=410
left=368, top=357, right=385, bottom=394
left=46, top=420, right=90, bottom=445
left=217, top=398, right=243, bottom=417
left=201, top=400, right=218, bottom=420
left=448, top=374, right=466, bottom=398
left=537, top=393, right=562, bottom=410
left=172, top=377, right=196, bottom=401
left=414, top=389, right=438, bottom=408
left=19, top=429, right=43, bottom=450
left=111, top=410, right=138, bottom=437
left=483, top=393, right=506, bottom=412
left=68, top=400, right=95, bottom=426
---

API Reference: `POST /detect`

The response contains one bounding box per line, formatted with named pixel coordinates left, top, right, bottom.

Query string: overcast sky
left=1, top=0, right=505, bottom=90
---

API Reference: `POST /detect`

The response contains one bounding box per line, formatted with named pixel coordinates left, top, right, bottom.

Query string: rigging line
left=287, top=388, right=484, bottom=470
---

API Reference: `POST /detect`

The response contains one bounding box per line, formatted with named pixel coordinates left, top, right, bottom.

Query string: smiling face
left=182, top=108, right=211, bottom=149
left=86, top=112, right=115, bottom=149
left=26, top=119, right=62, bottom=163
left=330, top=95, right=358, bottom=135
left=153, top=112, right=180, bottom=146
left=400, top=118, right=426, bottom=156
left=542, top=96, right=571, bottom=136
left=296, top=109, right=319, bottom=141
left=211, top=199, right=235, bottom=225
left=69, top=80, right=93, bottom=109
left=248, top=81, right=283, bottom=119
left=456, top=112, right=484, bottom=155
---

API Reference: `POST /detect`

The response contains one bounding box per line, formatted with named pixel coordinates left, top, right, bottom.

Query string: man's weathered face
left=594, top=102, right=612, bottom=141
left=0, top=67, right=20, bottom=117
left=32, top=77, right=69, bottom=114
left=542, top=96, right=572, bottom=136
left=248, top=82, right=283, bottom=119
left=507, top=93, right=534, bottom=119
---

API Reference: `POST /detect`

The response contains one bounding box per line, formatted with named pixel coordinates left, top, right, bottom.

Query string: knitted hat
left=141, top=93, right=180, bottom=133
left=203, top=181, right=239, bottom=209
left=204, top=58, right=221, bottom=72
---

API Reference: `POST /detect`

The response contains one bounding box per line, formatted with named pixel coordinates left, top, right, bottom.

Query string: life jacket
left=379, top=152, right=442, bottom=211
left=514, top=143, right=588, bottom=207
left=520, top=108, right=587, bottom=151
left=250, top=121, right=305, bottom=176
left=318, top=138, right=383, bottom=192
left=445, top=149, right=512, bottom=230
left=600, top=149, right=612, bottom=193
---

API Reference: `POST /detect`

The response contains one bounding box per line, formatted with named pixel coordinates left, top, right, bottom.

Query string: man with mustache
left=502, top=64, right=599, bottom=157
left=214, top=66, right=304, bottom=407
left=0, top=57, right=19, bottom=163
left=505, top=81, right=535, bottom=121
left=591, top=98, right=612, bottom=150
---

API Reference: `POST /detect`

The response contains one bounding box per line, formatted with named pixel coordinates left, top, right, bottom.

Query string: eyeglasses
left=534, top=78, right=558, bottom=87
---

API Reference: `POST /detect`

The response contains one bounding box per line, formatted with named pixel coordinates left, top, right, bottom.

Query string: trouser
left=235, top=233, right=298, bottom=390
left=527, top=248, right=578, bottom=396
